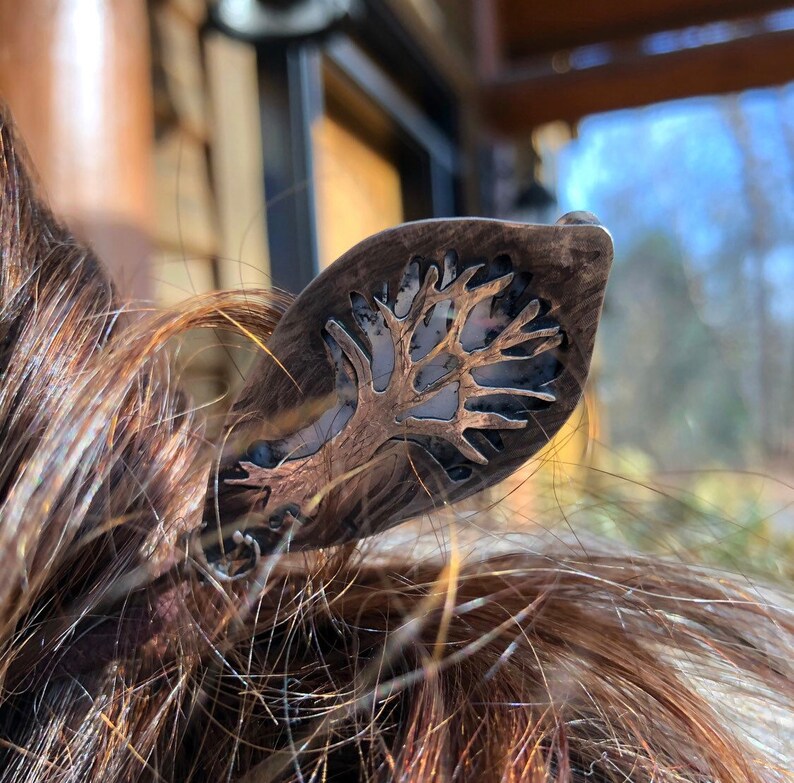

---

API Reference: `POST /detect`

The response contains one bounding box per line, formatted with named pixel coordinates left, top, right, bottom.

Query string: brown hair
left=0, top=108, right=792, bottom=782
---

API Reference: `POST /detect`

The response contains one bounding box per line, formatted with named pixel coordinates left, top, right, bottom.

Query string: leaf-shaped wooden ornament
left=200, top=213, right=613, bottom=578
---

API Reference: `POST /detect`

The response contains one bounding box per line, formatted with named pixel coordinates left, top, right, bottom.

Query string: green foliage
left=598, top=232, right=752, bottom=469
left=565, top=445, right=794, bottom=581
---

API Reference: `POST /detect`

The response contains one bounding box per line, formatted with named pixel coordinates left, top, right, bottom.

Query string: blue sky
left=557, top=81, right=794, bottom=323
left=546, top=82, right=794, bottom=468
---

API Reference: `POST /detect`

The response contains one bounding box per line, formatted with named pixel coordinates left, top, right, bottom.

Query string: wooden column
left=0, top=0, right=154, bottom=298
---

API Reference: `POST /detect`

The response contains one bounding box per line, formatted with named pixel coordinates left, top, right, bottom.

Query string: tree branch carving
left=214, top=254, right=564, bottom=565
left=324, top=261, right=562, bottom=465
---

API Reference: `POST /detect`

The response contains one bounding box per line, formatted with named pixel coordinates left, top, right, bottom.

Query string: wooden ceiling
left=479, top=0, right=794, bottom=133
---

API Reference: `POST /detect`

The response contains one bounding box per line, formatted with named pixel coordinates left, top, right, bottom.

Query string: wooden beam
left=494, top=0, right=794, bottom=61
left=482, top=29, right=794, bottom=134
left=0, top=0, right=154, bottom=299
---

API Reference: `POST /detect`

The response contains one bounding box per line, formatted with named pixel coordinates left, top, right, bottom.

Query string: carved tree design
left=201, top=217, right=612, bottom=575
left=227, top=256, right=564, bottom=540
left=325, top=261, right=562, bottom=465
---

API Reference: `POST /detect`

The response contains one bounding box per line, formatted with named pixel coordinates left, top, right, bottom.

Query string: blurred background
left=0, top=0, right=792, bottom=574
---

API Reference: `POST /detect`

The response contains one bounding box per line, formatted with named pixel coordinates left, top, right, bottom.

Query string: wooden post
left=0, top=0, right=154, bottom=299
